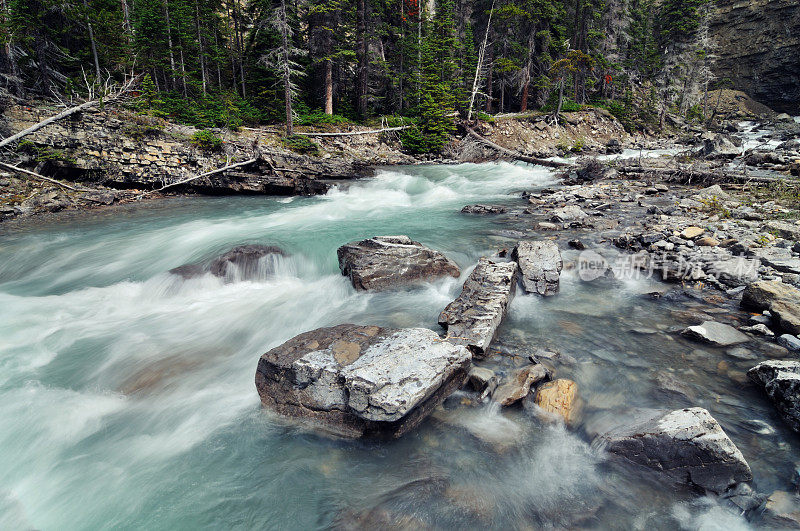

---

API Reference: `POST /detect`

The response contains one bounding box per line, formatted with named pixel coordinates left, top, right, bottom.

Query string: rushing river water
left=1, top=162, right=798, bottom=529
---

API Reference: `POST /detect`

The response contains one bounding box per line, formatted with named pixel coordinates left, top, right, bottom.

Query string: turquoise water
left=0, top=163, right=796, bottom=529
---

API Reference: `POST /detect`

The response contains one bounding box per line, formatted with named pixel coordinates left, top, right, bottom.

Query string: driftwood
left=141, top=158, right=258, bottom=195
left=617, top=164, right=800, bottom=186
left=0, top=78, right=138, bottom=149
left=294, top=126, right=410, bottom=137
left=464, top=126, right=570, bottom=168
left=0, top=161, right=87, bottom=191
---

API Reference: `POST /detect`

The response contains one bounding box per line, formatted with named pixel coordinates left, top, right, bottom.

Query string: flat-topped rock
left=748, top=360, right=800, bottom=432
left=593, top=407, right=752, bottom=494
left=337, top=236, right=460, bottom=291
left=741, top=281, right=800, bottom=335
left=461, top=204, right=508, bottom=215
left=438, top=258, right=518, bottom=356
left=681, top=321, right=750, bottom=346
left=169, top=244, right=286, bottom=280
left=512, top=240, right=563, bottom=296
left=256, top=324, right=471, bottom=438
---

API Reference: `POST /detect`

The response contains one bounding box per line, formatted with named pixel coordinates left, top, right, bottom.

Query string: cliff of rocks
left=711, top=0, right=800, bottom=113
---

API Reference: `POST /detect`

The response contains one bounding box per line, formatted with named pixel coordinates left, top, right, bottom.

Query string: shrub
left=296, top=110, right=350, bottom=126
left=282, top=134, right=319, bottom=155
left=191, top=130, right=223, bottom=151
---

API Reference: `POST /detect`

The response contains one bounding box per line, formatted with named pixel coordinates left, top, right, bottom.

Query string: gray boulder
left=748, top=360, right=800, bottom=433
left=461, top=204, right=508, bottom=215
left=439, top=258, right=517, bottom=355
left=512, top=240, right=563, bottom=296
left=593, top=407, right=752, bottom=494
left=708, top=257, right=759, bottom=287
left=337, top=236, right=460, bottom=291
left=255, top=324, right=471, bottom=438
left=741, top=281, right=800, bottom=335
left=551, top=204, right=588, bottom=223
left=681, top=321, right=750, bottom=346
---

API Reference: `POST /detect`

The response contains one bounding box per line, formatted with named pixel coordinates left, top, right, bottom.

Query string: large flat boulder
left=255, top=324, right=471, bottom=438
left=337, top=236, right=460, bottom=291
left=681, top=321, right=750, bottom=346
left=512, top=240, right=563, bottom=296
left=747, top=360, right=800, bottom=432
left=593, top=407, right=752, bottom=494
left=741, top=281, right=800, bottom=335
left=438, top=258, right=518, bottom=355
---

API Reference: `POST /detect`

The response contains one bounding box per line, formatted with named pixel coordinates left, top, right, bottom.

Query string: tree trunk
left=279, top=0, right=293, bottom=135
left=324, top=60, right=333, bottom=115
left=163, top=0, right=177, bottom=89
left=120, top=0, right=132, bottom=39
left=83, top=0, right=102, bottom=80
left=196, top=0, right=208, bottom=96
left=356, top=0, right=368, bottom=119
left=520, top=76, right=529, bottom=112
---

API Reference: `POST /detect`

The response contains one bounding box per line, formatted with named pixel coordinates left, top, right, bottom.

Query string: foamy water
left=0, top=162, right=786, bottom=528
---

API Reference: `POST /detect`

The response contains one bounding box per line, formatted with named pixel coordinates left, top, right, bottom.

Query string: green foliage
left=190, top=130, right=223, bottom=151
left=296, top=109, right=351, bottom=126
left=282, top=134, right=320, bottom=155
left=18, top=140, right=77, bottom=165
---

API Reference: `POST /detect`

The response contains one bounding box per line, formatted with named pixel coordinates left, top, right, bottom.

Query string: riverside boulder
left=337, top=236, right=460, bottom=291
left=741, top=281, right=800, bottom=335
left=438, top=258, right=518, bottom=355
left=512, top=240, right=563, bottom=296
left=747, top=360, right=800, bottom=432
left=255, top=324, right=471, bottom=438
left=593, top=407, right=752, bottom=494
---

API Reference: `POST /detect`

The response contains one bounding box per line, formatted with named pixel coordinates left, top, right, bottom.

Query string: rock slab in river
left=255, top=324, right=471, bottom=438
left=681, top=321, right=750, bottom=346
left=534, top=378, right=581, bottom=426
left=594, top=407, right=752, bottom=494
left=337, top=236, right=460, bottom=291
left=747, top=360, right=800, bottom=433
left=438, top=258, right=518, bottom=355
left=512, top=240, right=563, bottom=296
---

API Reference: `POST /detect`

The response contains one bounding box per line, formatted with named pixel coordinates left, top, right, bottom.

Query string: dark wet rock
left=255, top=324, right=471, bottom=438
left=681, top=321, right=750, bottom=346
left=722, top=482, right=767, bottom=513
left=761, top=491, right=800, bottom=529
left=695, top=133, right=742, bottom=159
left=748, top=360, right=800, bottom=432
left=337, top=236, right=460, bottom=291
left=654, top=373, right=696, bottom=401
left=575, top=157, right=617, bottom=181
left=568, top=239, right=586, bottom=250
left=439, top=258, right=517, bottom=356
left=209, top=244, right=287, bottom=279
left=492, top=364, right=551, bottom=406
left=81, top=191, right=116, bottom=205
left=169, top=244, right=286, bottom=280
left=512, top=240, right=562, bottom=296
left=467, top=366, right=498, bottom=399
left=593, top=407, right=752, bottom=494
left=606, top=139, right=623, bottom=154
left=741, top=281, right=800, bottom=335
left=461, top=204, right=508, bottom=215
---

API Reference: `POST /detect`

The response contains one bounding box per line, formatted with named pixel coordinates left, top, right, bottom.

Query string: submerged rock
left=492, top=364, right=551, bottom=406
left=461, top=204, right=508, bottom=215
left=681, top=321, right=750, bottom=346
left=438, top=258, right=518, bottom=355
left=762, top=490, right=800, bottom=529
left=169, top=244, right=286, bottom=280
left=593, top=407, right=752, bottom=494
left=337, top=235, right=460, bottom=291
left=255, top=324, right=471, bottom=438
left=512, top=240, right=563, bottom=296
left=747, top=360, right=800, bottom=432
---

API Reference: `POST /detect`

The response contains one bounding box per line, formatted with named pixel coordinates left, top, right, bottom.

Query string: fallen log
left=464, top=126, right=570, bottom=168
left=617, top=164, right=800, bottom=186
left=0, top=161, right=87, bottom=191
left=141, top=158, right=258, bottom=195
left=294, top=126, right=410, bottom=137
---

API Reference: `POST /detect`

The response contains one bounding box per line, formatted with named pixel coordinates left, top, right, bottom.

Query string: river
left=0, top=161, right=797, bottom=529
